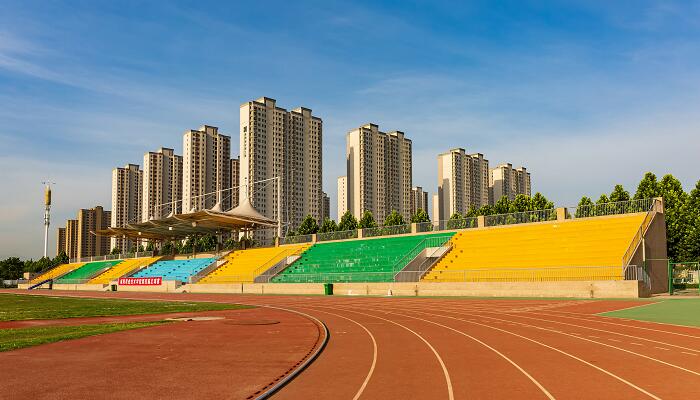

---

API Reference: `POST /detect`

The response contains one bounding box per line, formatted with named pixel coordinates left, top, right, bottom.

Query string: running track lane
left=0, top=304, right=324, bottom=400
left=5, top=291, right=699, bottom=399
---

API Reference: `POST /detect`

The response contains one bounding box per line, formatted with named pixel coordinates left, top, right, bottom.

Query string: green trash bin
left=324, top=283, right=334, bottom=295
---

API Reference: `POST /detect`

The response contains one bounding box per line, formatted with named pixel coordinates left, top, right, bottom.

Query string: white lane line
left=358, top=306, right=556, bottom=400
left=681, top=352, right=697, bottom=356
left=300, top=307, right=378, bottom=400
left=630, top=343, right=643, bottom=346
left=655, top=347, right=669, bottom=351
left=497, top=311, right=700, bottom=354
left=589, top=336, right=600, bottom=339
left=471, top=314, right=700, bottom=377
left=538, top=311, right=700, bottom=339
left=401, top=307, right=661, bottom=400
left=333, top=306, right=454, bottom=400
left=607, top=339, right=621, bottom=342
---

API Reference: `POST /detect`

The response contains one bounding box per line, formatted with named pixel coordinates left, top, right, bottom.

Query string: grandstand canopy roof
left=93, top=200, right=278, bottom=241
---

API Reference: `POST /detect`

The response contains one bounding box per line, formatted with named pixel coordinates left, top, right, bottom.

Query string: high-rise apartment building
left=56, top=227, right=66, bottom=257
left=434, top=148, right=489, bottom=221
left=345, top=123, right=412, bottom=222
left=65, top=219, right=79, bottom=259
left=142, top=147, right=183, bottom=221
left=410, top=186, right=430, bottom=217
left=489, top=163, right=531, bottom=203
left=230, top=157, right=240, bottom=209
left=337, top=176, right=347, bottom=221
left=239, top=97, right=323, bottom=235
left=111, top=164, right=143, bottom=252
left=321, top=192, right=330, bottom=222
left=183, top=125, right=231, bottom=212
left=77, top=206, right=111, bottom=258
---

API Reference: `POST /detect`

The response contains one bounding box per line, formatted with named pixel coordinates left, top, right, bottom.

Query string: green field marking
left=0, top=294, right=253, bottom=321
left=599, top=299, right=700, bottom=328
left=0, top=321, right=168, bottom=352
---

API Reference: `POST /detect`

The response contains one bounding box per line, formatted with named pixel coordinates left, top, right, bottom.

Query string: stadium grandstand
left=19, top=198, right=668, bottom=298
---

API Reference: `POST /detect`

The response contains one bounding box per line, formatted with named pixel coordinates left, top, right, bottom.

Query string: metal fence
left=484, top=209, right=557, bottom=227
left=70, top=251, right=154, bottom=264
left=363, top=224, right=412, bottom=238
left=317, top=229, right=358, bottom=242
left=280, top=234, right=314, bottom=245
left=569, top=198, right=654, bottom=219
left=423, top=265, right=632, bottom=283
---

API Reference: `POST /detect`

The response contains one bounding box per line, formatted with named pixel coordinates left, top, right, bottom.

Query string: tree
left=0, top=257, right=24, bottom=280
left=575, top=196, right=594, bottom=217
left=679, top=179, right=700, bottom=262
left=319, top=218, right=338, bottom=233
left=338, top=210, right=358, bottom=231
left=197, top=234, right=217, bottom=252
left=53, top=251, right=69, bottom=266
left=531, top=192, right=554, bottom=210
left=634, top=172, right=661, bottom=200
left=659, top=174, right=689, bottom=261
left=411, top=209, right=430, bottom=223
left=609, top=184, right=630, bottom=202
left=358, top=211, right=378, bottom=229
left=465, top=207, right=478, bottom=218
left=145, top=242, right=155, bottom=252
left=512, top=194, right=532, bottom=212
left=137, top=244, right=145, bottom=253
left=384, top=210, right=406, bottom=226
left=162, top=241, right=175, bottom=255
left=476, top=204, right=494, bottom=216
left=493, top=196, right=511, bottom=214
left=596, top=194, right=609, bottom=204
left=296, top=215, right=319, bottom=235
left=110, top=247, right=121, bottom=255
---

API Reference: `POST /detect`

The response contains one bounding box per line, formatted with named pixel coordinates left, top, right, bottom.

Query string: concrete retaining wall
left=17, top=280, right=643, bottom=298
left=333, top=280, right=643, bottom=298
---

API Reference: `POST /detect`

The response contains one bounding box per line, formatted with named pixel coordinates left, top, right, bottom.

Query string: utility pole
left=42, top=181, right=55, bottom=258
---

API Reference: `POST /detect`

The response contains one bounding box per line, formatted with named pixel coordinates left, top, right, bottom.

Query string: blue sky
left=2, top=1, right=700, bottom=259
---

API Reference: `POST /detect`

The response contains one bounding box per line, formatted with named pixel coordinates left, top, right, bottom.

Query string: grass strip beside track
left=0, top=293, right=253, bottom=321
left=0, top=321, right=168, bottom=352
left=599, top=299, right=700, bottom=327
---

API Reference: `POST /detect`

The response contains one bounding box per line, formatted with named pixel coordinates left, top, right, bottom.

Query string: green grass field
left=0, top=294, right=253, bottom=351
left=0, top=293, right=252, bottom=321
left=600, top=299, right=700, bottom=327
left=0, top=322, right=168, bottom=352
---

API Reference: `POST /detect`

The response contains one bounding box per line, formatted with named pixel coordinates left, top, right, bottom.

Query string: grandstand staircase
left=394, top=244, right=452, bottom=282
left=253, top=254, right=302, bottom=283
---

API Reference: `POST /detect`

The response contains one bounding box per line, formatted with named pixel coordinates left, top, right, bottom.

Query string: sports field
left=1, top=290, right=698, bottom=399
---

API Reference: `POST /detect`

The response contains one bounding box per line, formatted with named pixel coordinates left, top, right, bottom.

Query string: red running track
left=2, top=290, right=699, bottom=399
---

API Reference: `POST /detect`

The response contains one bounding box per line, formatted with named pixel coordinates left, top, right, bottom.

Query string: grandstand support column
left=556, top=207, right=567, bottom=221
left=311, top=234, right=318, bottom=244
left=357, top=228, right=364, bottom=239
left=477, top=216, right=485, bottom=228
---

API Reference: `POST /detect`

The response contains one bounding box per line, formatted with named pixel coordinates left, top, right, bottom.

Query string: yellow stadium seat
left=87, top=257, right=161, bottom=284
left=422, top=213, right=646, bottom=283
left=198, top=244, right=310, bottom=284
left=30, top=262, right=85, bottom=283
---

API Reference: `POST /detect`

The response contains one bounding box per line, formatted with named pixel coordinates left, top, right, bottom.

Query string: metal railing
left=570, top=198, right=654, bottom=219
left=280, top=234, right=314, bottom=245
left=363, top=224, right=411, bottom=238
left=70, top=251, right=154, bottom=264
left=317, top=229, right=358, bottom=242
left=621, top=204, right=657, bottom=266
left=424, top=265, right=632, bottom=282
left=390, top=235, right=453, bottom=274
left=266, top=265, right=640, bottom=283
left=484, top=209, right=557, bottom=227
